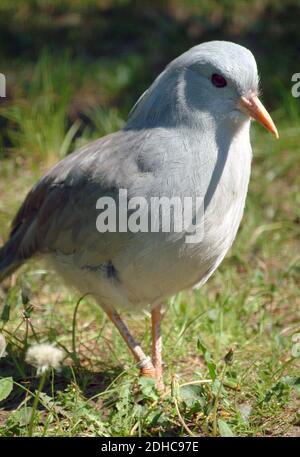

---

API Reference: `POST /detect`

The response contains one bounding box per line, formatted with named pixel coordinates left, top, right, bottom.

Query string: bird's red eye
left=211, top=73, right=227, bottom=88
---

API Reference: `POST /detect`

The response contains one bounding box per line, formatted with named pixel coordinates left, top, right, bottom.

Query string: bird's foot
left=139, top=357, right=156, bottom=378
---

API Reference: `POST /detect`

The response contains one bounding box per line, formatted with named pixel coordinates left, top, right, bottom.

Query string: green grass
left=0, top=3, right=300, bottom=436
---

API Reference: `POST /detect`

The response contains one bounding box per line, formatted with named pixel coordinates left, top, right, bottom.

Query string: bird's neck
left=125, top=70, right=198, bottom=130
left=125, top=70, right=250, bottom=140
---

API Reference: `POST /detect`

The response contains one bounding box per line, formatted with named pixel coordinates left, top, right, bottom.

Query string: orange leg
left=106, top=309, right=156, bottom=378
left=151, top=305, right=165, bottom=391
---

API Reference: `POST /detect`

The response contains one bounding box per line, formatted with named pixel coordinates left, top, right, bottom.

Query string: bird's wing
left=2, top=129, right=157, bottom=273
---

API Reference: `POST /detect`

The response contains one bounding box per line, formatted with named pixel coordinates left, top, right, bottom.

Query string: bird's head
left=127, top=41, right=278, bottom=138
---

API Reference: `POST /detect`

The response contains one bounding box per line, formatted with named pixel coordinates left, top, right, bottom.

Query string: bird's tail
left=0, top=233, right=24, bottom=283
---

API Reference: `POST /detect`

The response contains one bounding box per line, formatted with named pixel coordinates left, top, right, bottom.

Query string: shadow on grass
left=0, top=352, right=123, bottom=412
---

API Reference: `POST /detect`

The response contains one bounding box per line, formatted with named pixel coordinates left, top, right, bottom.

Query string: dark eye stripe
left=211, top=73, right=227, bottom=88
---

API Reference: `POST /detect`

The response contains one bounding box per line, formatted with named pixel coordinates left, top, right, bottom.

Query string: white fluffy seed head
left=25, top=343, right=64, bottom=375
left=0, top=333, right=7, bottom=358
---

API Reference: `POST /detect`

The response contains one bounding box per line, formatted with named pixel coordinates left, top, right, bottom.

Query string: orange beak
left=238, top=94, right=279, bottom=139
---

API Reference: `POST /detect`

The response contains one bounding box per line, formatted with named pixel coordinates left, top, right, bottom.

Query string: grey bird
left=0, top=41, right=278, bottom=389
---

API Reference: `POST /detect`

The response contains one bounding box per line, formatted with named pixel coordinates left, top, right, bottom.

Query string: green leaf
left=197, top=338, right=217, bottom=381
left=197, top=338, right=207, bottom=354
left=263, top=376, right=299, bottom=403
left=12, top=407, right=33, bottom=426
left=138, top=377, right=159, bottom=401
left=0, top=377, right=13, bottom=402
left=207, top=359, right=217, bottom=381
left=282, top=376, right=300, bottom=394
left=218, top=419, right=235, bottom=437
left=294, top=380, right=300, bottom=395
left=179, top=384, right=205, bottom=409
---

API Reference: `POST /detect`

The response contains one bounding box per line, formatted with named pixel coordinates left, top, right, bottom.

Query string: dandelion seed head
left=25, top=343, right=64, bottom=375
